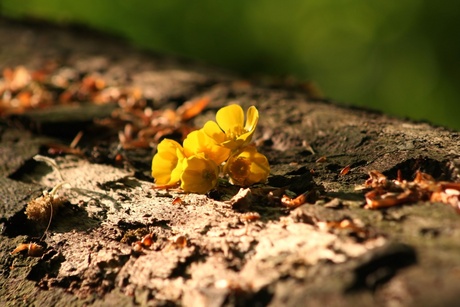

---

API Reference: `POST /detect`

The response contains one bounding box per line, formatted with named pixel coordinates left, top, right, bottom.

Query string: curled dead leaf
left=281, top=190, right=319, bottom=209
left=141, top=234, right=154, bottom=247
left=176, top=96, right=210, bottom=122
left=339, top=165, right=351, bottom=176
left=240, top=212, right=261, bottom=222
left=172, top=197, right=183, bottom=205
left=168, top=235, right=187, bottom=249
left=11, top=243, right=45, bottom=258
left=315, top=156, right=327, bottom=163
left=362, top=170, right=460, bottom=211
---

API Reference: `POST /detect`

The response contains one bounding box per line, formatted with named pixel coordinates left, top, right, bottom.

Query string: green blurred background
left=2, top=1, right=459, bottom=130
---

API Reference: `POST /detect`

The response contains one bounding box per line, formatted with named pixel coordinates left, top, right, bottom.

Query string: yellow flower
left=151, top=139, right=185, bottom=185
left=180, top=154, right=219, bottom=193
left=225, top=146, right=270, bottom=187
left=183, top=129, right=231, bottom=165
left=203, top=104, right=259, bottom=150
left=151, top=104, right=269, bottom=194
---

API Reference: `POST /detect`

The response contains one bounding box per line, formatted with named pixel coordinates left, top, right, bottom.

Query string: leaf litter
left=2, top=60, right=460, bottom=306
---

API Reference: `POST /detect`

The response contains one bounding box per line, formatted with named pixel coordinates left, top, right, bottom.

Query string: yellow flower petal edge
left=225, top=145, right=270, bottom=187
left=151, top=139, right=185, bottom=185
left=180, top=154, right=219, bottom=194
left=183, top=129, right=231, bottom=165
left=244, top=106, right=259, bottom=134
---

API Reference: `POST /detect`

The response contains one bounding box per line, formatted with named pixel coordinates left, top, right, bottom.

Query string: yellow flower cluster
left=151, top=104, right=270, bottom=193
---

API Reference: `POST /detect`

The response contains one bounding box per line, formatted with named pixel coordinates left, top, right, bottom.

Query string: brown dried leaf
left=176, top=96, right=210, bottom=122
left=362, top=170, right=460, bottom=211
left=339, top=165, right=351, bottom=176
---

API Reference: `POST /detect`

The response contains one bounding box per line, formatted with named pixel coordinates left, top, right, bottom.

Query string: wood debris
left=25, top=181, right=69, bottom=224
left=239, top=212, right=261, bottom=222
left=315, top=156, right=327, bottom=163
left=167, top=235, right=188, bottom=249
left=115, top=96, right=209, bottom=149
left=172, top=197, right=184, bottom=205
left=318, top=219, right=370, bottom=239
left=280, top=189, right=320, bottom=209
left=11, top=242, right=45, bottom=258
left=132, top=234, right=154, bottom=253
left=1, top=65, right=210, bottom=153
left=362, top=170, right=460, bottom=211
left=339, top=165, right=351, bottom=176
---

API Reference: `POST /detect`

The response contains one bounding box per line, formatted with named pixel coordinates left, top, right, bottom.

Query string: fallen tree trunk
left=1, top=18, right=460, bottom=306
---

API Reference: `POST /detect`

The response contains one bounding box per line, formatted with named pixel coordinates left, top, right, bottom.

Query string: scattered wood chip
left=131, top=234, right=154, bottom=253
left=228, top=188, right=254, bottom=210
left=240, top=212, right=261, bottom=222
left=172, top=197, right=184, bottom=205
left=362, top=170, right=460, bottom=211
left=339, top=165, right=351, bottom=176
left=168, top=235, right=187, bottom=249
left=141, top=234, right=154, bottom=247
left=176, top=96, right=210, bottom=121
left=11, top=242, right=45, bottom=258
left=1, top=64, right=209, bottom=152
left=281, top=190, right=319, bottom=209
left=319, top=219, right=369, bottom=239
left=315, top=156, right=327, bottom=163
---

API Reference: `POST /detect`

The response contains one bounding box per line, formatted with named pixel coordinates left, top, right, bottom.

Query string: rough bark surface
left=1, top=18, right=460, bottom=306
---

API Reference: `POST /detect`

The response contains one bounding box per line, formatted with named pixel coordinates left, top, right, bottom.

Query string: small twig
left=40, top=181, right=71, bottom=241
left=33, top=154, right=65, bottom=181
left=40, top=199, right=53, bottom=242
left=70, top=131, right=84, bottom=149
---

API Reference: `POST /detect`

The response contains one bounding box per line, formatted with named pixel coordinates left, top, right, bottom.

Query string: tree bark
left=1, top=18, right=460, bottom=306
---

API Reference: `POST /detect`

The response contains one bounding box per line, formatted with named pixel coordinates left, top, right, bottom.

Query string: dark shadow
left=96, top=176, right=143, bottom=191
left=2, top=201, right=101, bottom=238
left=384, top=157, right=453, bottom=181
left=345, top=243, right=417, bottom=293
left=8, top=159, right=54, bottom=183
left=325, top=191, right=366, bottom=202
left=226, top=283, right=274, bottom=307
left=27, top=250, right=64, bottom=284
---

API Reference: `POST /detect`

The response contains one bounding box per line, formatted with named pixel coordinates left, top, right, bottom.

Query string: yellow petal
left=221, top=138, right=246, bottom=151
left=183, top=130, right=201, bottom=157
left=226, top=155, right=250, bottom=185
left=184, top=129, right=230, bottom=164
left=216, top=104, right=244, bottom=135
left=225, top=146, right=270, bottom=186
left=247, top=152, right=270, bottom=184
left=234, top=106, right=259, bottom=146
left=203, top=121, right=226, bottom=143
left=151, top=139, right=184, bottom=185
left=180, top=155, right=219, bottom=194
left=169, top=147, right=185, bottom=183
left=244, top=106, right=259, bottom=133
